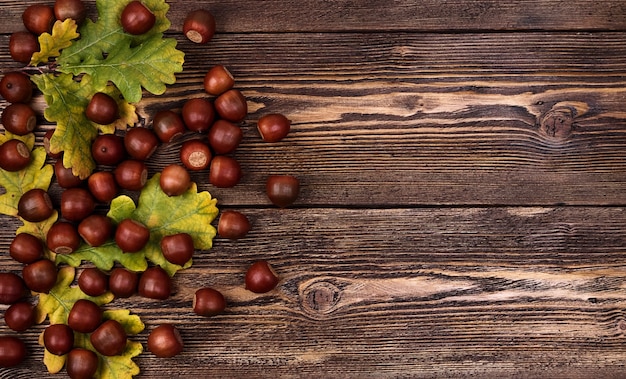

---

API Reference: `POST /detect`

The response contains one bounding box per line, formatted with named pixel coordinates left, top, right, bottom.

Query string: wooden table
left=2, top=1, right=626, bottom=378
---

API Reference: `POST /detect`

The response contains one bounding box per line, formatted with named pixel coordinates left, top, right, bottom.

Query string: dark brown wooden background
left=2, top=1, right=626, bottom=378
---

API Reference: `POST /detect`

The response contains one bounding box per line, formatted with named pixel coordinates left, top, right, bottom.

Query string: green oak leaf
left=37, top=267, right=144, bottom=378
left=31, top=73, right=137, bottom=179
left=65, top=35, right=184, bottom=103
left=57, top=0, right=181, bottom=103
left=31, top=19, right=80, bottom=65
left=58, top=0, right=171, bottom=67
left=57, top=174, right=219, bottom=276
left=0, top=133, right=54, bottom=219
left=56, top=240, right=149, bottom=273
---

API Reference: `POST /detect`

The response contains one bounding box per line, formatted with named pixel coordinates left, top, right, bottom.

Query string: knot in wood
left=538, top=106, right=574, bottom=140
left=301, top=281, right=341, bottom=316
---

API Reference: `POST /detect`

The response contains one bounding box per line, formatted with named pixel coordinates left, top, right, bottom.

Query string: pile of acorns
left=0, top=1, right=300, bottom=377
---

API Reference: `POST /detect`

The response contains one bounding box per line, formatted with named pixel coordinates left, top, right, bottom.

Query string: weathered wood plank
left=2, top=0, right=626, bottom=34
left=2, top=207, right=626, bottom=378
left=3, top=207, right=626, bottom=269
left=136, top=33, right=626, bottom=206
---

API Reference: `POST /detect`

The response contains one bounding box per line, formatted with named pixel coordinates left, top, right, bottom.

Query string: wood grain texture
left=2, top=1, right=626, bottom=34
left=4, top=31, right=626, bottom=206
left=2, top=207, right=626, bottom=378
left=1, top=0, right=626, bottom=378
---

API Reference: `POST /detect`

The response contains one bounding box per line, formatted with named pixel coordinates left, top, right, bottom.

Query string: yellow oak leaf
left=0, top=133, right=54, bottom=219
left=37, top=267, right=144, bottom=378
left=31, top=18, right=80, bottom=65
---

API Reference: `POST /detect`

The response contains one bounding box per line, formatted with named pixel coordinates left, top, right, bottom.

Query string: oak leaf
left=58, top=0, right=171, bottom=68
left=0, top=133, right=54, bottom=220
left=37, top=266, right=144, bottom=378
left=57, top=240, right=149, bottom=274
left=36, top=266, right=114, bottom=325
left=66, top=35, right=185, bottom=103
left=16, top=215, right=59, bottom=261
left=57, top=174, right=219, bottom=276
left=57, top=0, right=182, bottom=103
left=30, top=19, right=80, bottom=65
left=31, top=73, right=137, bottom=179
